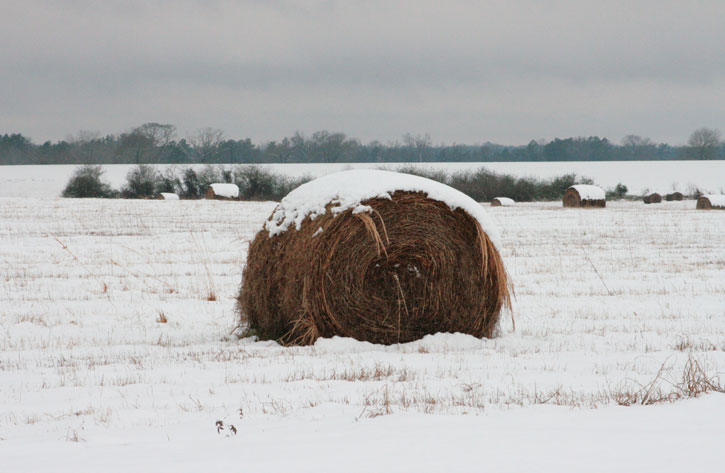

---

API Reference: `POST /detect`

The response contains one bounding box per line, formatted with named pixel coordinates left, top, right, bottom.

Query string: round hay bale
left=563, top=185, right=606, bottom=208
left=237, top=170, right=511, bottom=346
left=665, top=192, right=684, bottom=201
left=491, top=197, right=515, bottom=207
left=643, top=193, right=662, bottom=204
left=206, top=183, right=239, bottom=200
left=697, top=194, right=725, bottom=210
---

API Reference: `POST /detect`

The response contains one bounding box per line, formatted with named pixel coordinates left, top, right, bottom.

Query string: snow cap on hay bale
left=491, top=197, right=515, bottom=207
left=158, top=192, right=179, bottom=200
left=643, top=193, right=662, bottom=204
left=665, top=192, right=684, bottom=201
left=206, top=183, right=239, bottom=200
left=697, top=194, right=725, bottom=210
left=238, top=169, right=511, bottom=346
left=562, top=185, right=606, bottom=208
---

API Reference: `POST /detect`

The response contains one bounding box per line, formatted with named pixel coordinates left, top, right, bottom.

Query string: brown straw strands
left=697, top=195, right=725, bottom=210
left=562, top=187, right=606, bottom=208
left=237, top=191, right=511, bottom=346
left=643, top=193, right=662, bottom=204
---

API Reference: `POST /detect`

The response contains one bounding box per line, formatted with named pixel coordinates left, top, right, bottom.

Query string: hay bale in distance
left=562, top=185, right=606, bottom=208
left=206, top=183, right=239, bottom=200
left=158, top=192, right=179, bottom=200
left=696, top=195, right=725, bottom=210
left=238, top=170, right=511, bottom=346
left=491, top=197, right=515, bottom=207
left=665, top=192, right=684, bottom=201
left=643, top=193, right=662, bottom=204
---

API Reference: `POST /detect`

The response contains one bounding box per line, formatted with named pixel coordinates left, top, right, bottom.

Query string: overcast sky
left=1, top=0, right=724, bottom=145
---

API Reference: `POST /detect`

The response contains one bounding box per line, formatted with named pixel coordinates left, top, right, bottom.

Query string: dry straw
left=697, top=195, right=725, bottom=210
left=643, top=193, right=662, bottom=204
left=491, top=197, right=514, bottom=207
left=205, top=183, right=239, bottom=200
left=238, top=191, right=511, bottom=345
left=562, top=187, right=606, bottom=208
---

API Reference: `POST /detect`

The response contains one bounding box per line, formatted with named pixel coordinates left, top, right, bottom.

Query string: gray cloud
left=1, top=0, right=724, bottom=144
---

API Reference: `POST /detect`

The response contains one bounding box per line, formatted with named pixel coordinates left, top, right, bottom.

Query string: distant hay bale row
left=562, top=185, right=606, bottom=208
left=665, top=192, right=684, bottom=201
left=643, top=193, right=662, bottom=204
left=697, top=195, right=725, bottom=210
left=156, top=183, right=240, bottom=201
left=491, top=197, right=515, bottom=207
left=238, top=170, right=511, bottom=346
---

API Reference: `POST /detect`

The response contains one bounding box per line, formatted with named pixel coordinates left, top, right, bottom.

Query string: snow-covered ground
left=2, top=160, right=724, bottom=198
left=1, top=197, right=724, bottom=472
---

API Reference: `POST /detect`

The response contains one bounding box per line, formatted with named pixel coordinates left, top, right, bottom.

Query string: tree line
left=2, top=124, right=723, bottom=165
left=62, top=163, right=618, bottom=203
left=61, top=164, right=310, bottom=201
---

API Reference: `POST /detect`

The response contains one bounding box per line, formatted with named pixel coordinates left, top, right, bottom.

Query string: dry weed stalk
left=610, top=355, right=724, bottom=406
left=190, top=231, right=218, bottom=302
left=51, top=234, right=109, bottom=293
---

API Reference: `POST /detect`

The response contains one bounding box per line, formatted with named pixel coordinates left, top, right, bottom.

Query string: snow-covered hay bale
left=643, top=193, right=662, bottom=204
left=562, top=185, right=606, bottom=208
left=491, top=197, right=515, bottom=207
left=206, top=183, right=239, bottom=200
left=696, top=195, right=725, bottom=210
left=665, top=192, right=684, bottom=201
left=237, top=170, right=511, bottom=346
left=158, top=192, right=179, bottom=200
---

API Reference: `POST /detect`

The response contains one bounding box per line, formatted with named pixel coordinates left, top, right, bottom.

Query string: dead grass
left=51, top=234, right=109, bottom=294
left=190, top=231, right=218, bottom=302
left=609, top=355, right=725, bottom=406
left=673, top=336, right=721, bottom=352
left=2, top=199, right=724, bottom=437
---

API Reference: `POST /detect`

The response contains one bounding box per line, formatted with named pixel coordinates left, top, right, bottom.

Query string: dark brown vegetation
left=562, top=187, right=606, bottom=208
left=238, top=192, right=511, bottom=345
left=61, top=165, right=117, bottom=198
left=665, top=192, right=684, bottom=201
left=643, top=193, right=662, bottom=204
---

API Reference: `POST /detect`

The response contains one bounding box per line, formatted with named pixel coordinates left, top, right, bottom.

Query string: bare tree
left=403, top=133, right=432, bottom=162
left=621, top=135, right=655, bottom=159
left=621, top=135, right=653, bottom=147
left=67, top=130, right=101, bottom=143
left=189, top=127, right=224, bottom=163
left=66, top=130, right=102, bottom=163
left=688, top=127, right=722, bottom=160
left=138, top=123, right=176, bottom=150
left=118, top=123, right=176, bottom=163
left=309, top=131, right=356, bottom=163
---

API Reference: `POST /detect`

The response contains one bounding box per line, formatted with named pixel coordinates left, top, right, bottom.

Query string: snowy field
left=2, top=160, right=725, bottom=198
left=1, top=197, right=725, bottom=472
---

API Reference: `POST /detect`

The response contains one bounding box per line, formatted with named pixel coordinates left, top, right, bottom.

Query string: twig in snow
left=580, top=247, right=613, bottom=296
